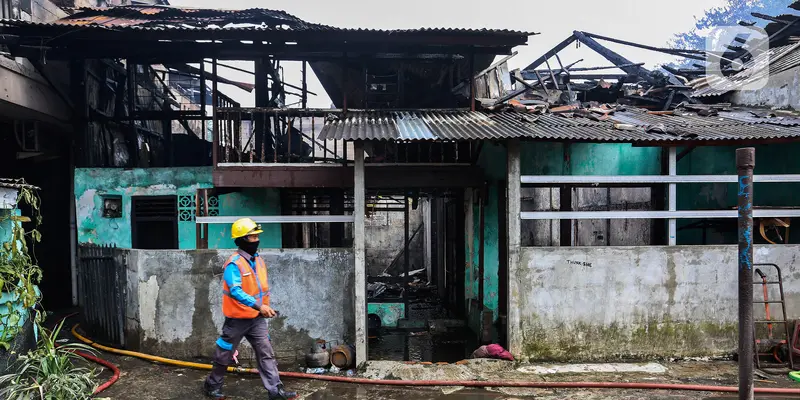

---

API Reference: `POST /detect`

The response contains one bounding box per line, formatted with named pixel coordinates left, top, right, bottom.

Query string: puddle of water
left=368, top=302, right=478, bottom=363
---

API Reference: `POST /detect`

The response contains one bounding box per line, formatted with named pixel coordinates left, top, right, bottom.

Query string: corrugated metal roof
left=319, top=111, right=532, bottom=141
left=692, top=43, right=800, bottom=97
left=318, top=109, right=800, bottom=144
left=0, top=178, right=39, bottom=191
left=1, top=5, right=533, bottom=36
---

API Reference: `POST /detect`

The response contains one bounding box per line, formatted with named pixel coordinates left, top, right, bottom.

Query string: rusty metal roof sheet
left=318, top=108, right=800, bottom=144
left=1, top=5, right=532, bottom=37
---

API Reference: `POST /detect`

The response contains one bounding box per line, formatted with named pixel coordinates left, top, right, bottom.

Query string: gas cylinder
left=305, top=339, right=330, bottom=368
left=330, top=344, right=356, bottom=369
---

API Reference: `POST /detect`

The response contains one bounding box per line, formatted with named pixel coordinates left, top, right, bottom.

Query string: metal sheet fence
left=77, top=244, right=126, bottom=347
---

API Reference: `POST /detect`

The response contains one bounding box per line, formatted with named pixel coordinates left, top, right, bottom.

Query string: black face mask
left=235, top=238, right=260, bottom=256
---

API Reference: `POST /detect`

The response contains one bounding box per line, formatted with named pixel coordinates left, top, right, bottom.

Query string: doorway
left=365, top=190, right=474, bottom=363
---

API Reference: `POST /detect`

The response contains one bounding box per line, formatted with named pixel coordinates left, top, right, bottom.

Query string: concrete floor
left=90, top=354, right=800, bottom=400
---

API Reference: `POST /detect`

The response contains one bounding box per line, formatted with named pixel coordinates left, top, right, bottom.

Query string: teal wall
left=0, top=209, right=17, bottom=246
left=467, top=141, right=660, bottom=331
left=74, top=167, right=282, bottom=249
left=676, top=143, right=800, bottom=244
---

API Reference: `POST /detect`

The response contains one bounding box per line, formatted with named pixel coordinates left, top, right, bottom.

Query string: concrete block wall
left=513, top=245, right=800, bottom=361
left=123, top=248, right=354, bottom=362
left=364, top=205, right=424, bottom=276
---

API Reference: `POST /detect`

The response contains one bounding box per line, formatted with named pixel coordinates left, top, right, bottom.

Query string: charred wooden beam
left=751, top=12, right=791, bottom=24
left=580, top=31, right=706, bottom=58
left=522, top=34, right=577, bottom=72
left=212, top=165, right=486, bottom=188
left=0, top=24, right=528, bottom=47
left=7, top=40, right=515, bottom=62
left=525, top=63, right=645, bottom=74
left=572, top=31, right=683, bottom=86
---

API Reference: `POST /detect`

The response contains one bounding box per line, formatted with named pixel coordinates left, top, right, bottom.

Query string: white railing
left=519, top=174, right=800, bottom=220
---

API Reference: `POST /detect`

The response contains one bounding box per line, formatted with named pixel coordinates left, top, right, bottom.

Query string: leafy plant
left=0, top=321, right=98, bottom=400
left=0, top=180, right=43, bottom=349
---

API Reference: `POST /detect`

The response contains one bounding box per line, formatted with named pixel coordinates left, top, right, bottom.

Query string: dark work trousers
left=205, top=317, right=282, bottom=395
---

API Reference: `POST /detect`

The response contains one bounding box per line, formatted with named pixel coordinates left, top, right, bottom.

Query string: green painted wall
left=74, top=167, right=282, bottom=249
left=676, top=143, right=800, bottom=244
left=467, top=141, right=661, bottom=331
left=367, top=303, right=405, bottom=328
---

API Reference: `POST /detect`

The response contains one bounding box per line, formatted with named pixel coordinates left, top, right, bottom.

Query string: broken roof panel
left=318, top=107, right=800, bottom=145
left=691, top=43, right=800, bottom=97
left=32, top=6, right=330, bottom=31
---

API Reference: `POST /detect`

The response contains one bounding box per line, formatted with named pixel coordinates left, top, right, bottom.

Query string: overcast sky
left=168, top=0, right=727, bottom=108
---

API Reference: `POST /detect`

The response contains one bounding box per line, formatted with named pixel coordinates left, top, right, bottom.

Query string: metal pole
left=736, top=147, right=755, bottom=400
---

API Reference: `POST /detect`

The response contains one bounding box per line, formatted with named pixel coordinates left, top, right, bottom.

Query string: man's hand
left=259, top=304, right=277, bottom=318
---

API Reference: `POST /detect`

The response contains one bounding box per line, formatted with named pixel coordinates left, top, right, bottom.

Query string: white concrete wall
left=513, top=245, right=800, bottom=361
left=732, top=67, right=800, bottom=109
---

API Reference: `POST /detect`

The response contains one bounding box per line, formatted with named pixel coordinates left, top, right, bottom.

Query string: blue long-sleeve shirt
left=223, top=253, right=263, bottom=310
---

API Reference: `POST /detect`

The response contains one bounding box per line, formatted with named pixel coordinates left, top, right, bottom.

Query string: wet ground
left=43, top=311, right=800, bottom=399
left=88, top=354, right=800, bottom=400
left=368, top=299, right=478, bottom=363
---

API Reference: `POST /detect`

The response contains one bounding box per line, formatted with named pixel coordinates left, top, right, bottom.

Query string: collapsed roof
left=316, top=103, right=800, bottom=146
left=0, top=5, right=532, bottom=62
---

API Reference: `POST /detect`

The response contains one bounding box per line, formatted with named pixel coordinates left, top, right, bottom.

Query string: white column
left=506, top=139, right=522, bottom=356
left=353, top=141, right=367, bottom=367
left=668, top=147, right=677, bottom=246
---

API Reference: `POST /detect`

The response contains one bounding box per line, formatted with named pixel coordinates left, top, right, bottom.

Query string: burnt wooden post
left=329, top=189, right=345, bottom=247
left=126, top=62, right=140, bottom=167
left=254, top=58, right=268, bottom=161
left=736, top=147, right=755, bottom=400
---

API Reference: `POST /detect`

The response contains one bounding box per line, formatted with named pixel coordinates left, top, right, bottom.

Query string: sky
left=168, top=0, right=728, bottom=108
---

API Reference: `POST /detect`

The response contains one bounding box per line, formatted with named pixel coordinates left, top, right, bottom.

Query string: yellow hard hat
left=231, top=218, right=263, bottom=239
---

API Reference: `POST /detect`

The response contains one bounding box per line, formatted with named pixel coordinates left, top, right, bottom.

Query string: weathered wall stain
left=123, top=248, right=354, bottom=361
left=514, top=245, right=800, bottom=361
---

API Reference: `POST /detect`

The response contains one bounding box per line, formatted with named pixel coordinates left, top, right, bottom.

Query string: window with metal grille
left=131, top=196, right=178, bottom=249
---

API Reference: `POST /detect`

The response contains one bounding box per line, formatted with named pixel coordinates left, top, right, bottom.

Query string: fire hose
left=63, top=322, right=800, bottom=395
left=50, top=313, right=119, bottom=395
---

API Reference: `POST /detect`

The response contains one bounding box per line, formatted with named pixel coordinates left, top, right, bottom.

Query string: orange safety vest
left=222, top=252, right=270, bottom=319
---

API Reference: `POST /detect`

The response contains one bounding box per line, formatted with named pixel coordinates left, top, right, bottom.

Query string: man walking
left=204, top=218, right=297, bottom=400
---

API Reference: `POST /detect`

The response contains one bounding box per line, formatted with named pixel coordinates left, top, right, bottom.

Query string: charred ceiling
left=0, top=5, right=532, bottom=62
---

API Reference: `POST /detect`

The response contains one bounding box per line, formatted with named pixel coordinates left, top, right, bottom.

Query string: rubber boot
left=204, top=381, right=227, bottom=399
left=268, top=384, right=297, bottom=400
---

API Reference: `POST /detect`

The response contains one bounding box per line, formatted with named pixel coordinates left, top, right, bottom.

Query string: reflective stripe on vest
left=221, top=253, right=269, bottom=319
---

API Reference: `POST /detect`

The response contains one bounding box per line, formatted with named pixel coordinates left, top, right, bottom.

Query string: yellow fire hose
left=70, top=324, right=258, bottom=374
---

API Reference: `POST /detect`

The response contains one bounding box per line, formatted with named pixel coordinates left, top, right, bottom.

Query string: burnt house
left=5, top=2, right=800, bottom=367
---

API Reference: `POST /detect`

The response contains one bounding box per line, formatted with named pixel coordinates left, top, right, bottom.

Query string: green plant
left=0, top=180, right=43, bottom=349
left=0, top=321, right=98, bottom=400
